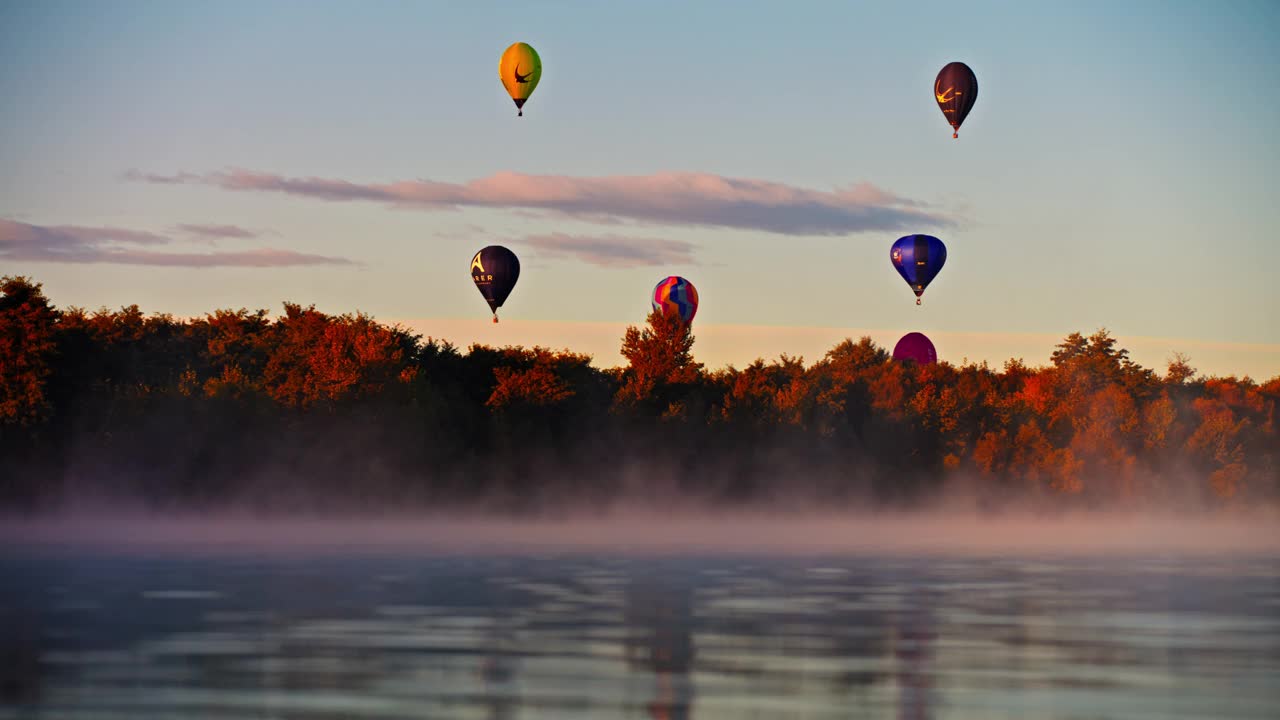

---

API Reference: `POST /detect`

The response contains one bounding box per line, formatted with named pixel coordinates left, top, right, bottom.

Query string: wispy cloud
left=174, top=223, right=260, bottom=240
left=0, top=219, right=352, bottom=267
left=126, top=171, right=201, bottom=185
left=130, top=168, right=956, bottom=235
left=520, top=233, right=697, bottom=268
left=47, top=224, right=170, bottom=246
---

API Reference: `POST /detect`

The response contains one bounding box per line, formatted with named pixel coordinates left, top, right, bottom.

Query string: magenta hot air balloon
left=893, top=332, right=937, bottom=365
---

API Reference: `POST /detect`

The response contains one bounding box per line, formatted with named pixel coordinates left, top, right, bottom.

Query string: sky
left=2, top=0, right=1278, bottom=377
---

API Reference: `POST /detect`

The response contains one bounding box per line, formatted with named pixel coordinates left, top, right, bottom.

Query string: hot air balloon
left=934, top=62, right=977, bottom=138
left=471, top=245, right=520, bottom=323
left=890, top=234, right=947, bottom=305
left=652, top=276, right=698, bottom=324
left=499, top=42, right=542, bottom=117
left=893, top=332, right=937, bottom=365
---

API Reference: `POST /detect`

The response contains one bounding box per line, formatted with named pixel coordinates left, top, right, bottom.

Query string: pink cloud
left=520, top=233, right=697, bottom=268
left=0, top=219, right=352, bottom=268
left=132, top=168, right=955, bottom=235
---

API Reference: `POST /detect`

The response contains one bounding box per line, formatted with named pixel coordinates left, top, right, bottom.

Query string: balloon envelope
left=500, top=42, right=542, bottom=116
left=935, top=62, right=978, bottom=138
left=890, top=234, right=947, bottom=302
left=652, top=276, right=699, bottom=323
left=893, top=332, right=937, bottom=365
left=471, top=246, right=520, bottom=319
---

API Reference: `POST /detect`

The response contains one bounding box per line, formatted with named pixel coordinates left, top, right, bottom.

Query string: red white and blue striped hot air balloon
left=652, top=276, right=699, bottom=324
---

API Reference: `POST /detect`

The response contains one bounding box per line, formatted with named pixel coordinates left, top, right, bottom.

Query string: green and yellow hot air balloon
left=499, top=42, right=541, bottom=117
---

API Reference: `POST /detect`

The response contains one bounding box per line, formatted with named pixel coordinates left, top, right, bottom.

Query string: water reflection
left=0, top=607, right=42, bottom=706
left=625, top=572, right=694, bottom=719
left=893, top=589, right=937, bottom=720
left=0, top=553, right=1277, bottom=719
left=478, top=618, right=519, bottom=720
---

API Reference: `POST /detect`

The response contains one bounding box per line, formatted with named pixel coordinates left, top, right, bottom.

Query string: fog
left=4, top=507, right=1277, bottom=557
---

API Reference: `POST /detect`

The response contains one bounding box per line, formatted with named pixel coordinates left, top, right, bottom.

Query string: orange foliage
left=0, top=277, right=58, bottom=424
left=3, top=276, right=1278, bottom=509
left=486, top=349, right=582, bottom=410
left=263, top=305, right=416, bottom=407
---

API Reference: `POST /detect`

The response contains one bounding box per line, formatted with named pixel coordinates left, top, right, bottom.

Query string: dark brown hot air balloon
left=934, top=62, right=978, bottom=139
left=470, top=245, right=520, bottom=323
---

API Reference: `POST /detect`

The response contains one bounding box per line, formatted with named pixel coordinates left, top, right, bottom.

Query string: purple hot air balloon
left=893, top=332, right=937, bottom=365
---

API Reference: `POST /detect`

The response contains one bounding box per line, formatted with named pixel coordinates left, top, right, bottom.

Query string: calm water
left=1, top=550, right=1277, bottom=719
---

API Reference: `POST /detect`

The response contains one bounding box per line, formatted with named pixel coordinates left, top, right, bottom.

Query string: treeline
left=1, top=275, right=1277, bottom=511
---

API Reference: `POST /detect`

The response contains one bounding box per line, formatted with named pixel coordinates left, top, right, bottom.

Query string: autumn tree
left=0, top=276, right=58, bottom=425
left=261, top=304, right=418, bottom=408
left=1165, top=353, right=1196, bottom=385
left=188, top=308, right=272, bottom=399
left=1051, top=329, right=1157, bottom=397
left=615, top=311, right=705, bottom=419
left=787, top=338, right=888, bottom=436
left=2, top=276, right=1277, bottom=510
left=486, top=346, right=613, bottom=437
left=719, top=355, right=806, bottom=431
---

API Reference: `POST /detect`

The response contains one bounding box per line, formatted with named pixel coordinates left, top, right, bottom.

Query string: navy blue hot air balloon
left=890, top=235, right=946, bottom=305
left=470, top=245, right=520, bottom=322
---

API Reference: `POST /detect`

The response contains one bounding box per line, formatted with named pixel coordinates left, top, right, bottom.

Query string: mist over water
left=3, top=507, right=1280, bottom=557
left=3, top=521, right=1279, bottom=720
left=3, top=505, right=1279, bottom=719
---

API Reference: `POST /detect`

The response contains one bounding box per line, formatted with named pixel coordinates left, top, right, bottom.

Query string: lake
left=1, top=520, right=1278, bottom=719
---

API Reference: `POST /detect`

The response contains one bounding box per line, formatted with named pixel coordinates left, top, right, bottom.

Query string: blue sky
left=2, top=1, right=1278, bottom=376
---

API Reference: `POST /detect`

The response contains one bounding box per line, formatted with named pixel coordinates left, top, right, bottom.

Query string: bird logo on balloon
left=935, top=79, right=962, bottom=107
